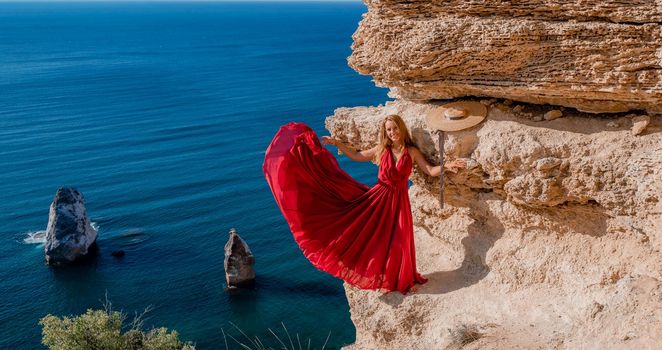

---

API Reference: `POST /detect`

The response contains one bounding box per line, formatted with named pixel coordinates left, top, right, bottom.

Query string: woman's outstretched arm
left=322, top=136, right=376, bottom=162
left=408, top=146, right=466, bottom=177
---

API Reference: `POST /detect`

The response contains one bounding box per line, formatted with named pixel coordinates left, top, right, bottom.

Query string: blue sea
left=0, top=2, right=388, bottom=349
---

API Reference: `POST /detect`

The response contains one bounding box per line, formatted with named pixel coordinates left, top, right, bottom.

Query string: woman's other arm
left=409, top=147, right=466, bottom=177
left=322, top=136, right=376, bottom=162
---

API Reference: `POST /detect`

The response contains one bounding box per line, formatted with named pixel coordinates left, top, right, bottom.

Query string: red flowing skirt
left=263, top=122, right=427, bottom=293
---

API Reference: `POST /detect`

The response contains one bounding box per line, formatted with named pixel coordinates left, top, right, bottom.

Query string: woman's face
left=385, top=120, right=401, bottom=144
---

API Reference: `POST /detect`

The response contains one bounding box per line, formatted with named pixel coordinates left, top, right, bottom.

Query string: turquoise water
left=0, top=2, right=387, bottom=349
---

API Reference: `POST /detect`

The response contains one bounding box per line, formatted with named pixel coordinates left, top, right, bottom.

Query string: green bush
left=40, top=308, right=195, bottom=350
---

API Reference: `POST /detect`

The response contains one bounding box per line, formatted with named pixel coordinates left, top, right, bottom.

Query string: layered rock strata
left=335, top=1, right=662, bottom=347
left=326, top=100, right=661, bottom=349
left=349, top=1, right=662, bottom=113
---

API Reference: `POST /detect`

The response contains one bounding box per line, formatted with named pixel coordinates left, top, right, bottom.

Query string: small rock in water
left=533, top=115, right=544, bottom=122
left=111, top=250, right=125, bottom=258
left=606, top=121, right=620, bottom=128
left=631, top=115, right=650, bottom=135
left=544, top=110, right=563, bottom=121
left=224, top=228, right=256, bottom=290
left=512, top=105, right=524, bottom=113
left=44, top=187, right=98, bottom=266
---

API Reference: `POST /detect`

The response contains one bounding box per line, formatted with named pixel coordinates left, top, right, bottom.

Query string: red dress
left=263, top=122, right=428, bottom=293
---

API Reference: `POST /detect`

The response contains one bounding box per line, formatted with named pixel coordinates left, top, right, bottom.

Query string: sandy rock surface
left=326, top=100, right=662, bottom=349
left=632, top=115, right=652, bottom=135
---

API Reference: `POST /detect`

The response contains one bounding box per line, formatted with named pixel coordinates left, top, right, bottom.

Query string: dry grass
left=448, top=323, right=483, bottom=348
left=222, top=322, right=331, bottom=350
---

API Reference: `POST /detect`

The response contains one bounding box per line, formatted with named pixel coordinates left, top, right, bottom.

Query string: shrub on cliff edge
left=39, top=308, right=195, bottom=350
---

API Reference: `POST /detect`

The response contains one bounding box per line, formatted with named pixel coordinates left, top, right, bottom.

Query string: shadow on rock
left=420, top=200, right=504, bottom=295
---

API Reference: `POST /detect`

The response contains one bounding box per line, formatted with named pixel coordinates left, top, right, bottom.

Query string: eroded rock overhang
left=349, top=0, right=662, bottom=114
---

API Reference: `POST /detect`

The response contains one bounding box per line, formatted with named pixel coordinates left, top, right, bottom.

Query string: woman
left=263, top=115, right=465, bottom=294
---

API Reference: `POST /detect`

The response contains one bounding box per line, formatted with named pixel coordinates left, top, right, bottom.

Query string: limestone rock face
left=44, top=187, right=98, bottom=266
left=348, top=1, right=662, bottom=113
left=326, top=100, right=662, bottom=349
left=632, top=115, right=652, bottom=135
left=224, top=228, right=256, bottom=289
left=338, top=2, right=662, bottom=347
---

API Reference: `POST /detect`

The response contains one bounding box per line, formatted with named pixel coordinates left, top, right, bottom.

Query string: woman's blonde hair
left=374, top=114, right=415, bottom=163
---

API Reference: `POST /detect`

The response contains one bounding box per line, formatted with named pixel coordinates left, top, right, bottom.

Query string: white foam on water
left=22, top=221, right=99, bottom=244
left=23, top=230, right=47, bottom=244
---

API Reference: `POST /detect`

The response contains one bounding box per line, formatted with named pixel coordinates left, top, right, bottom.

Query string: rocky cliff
left=328, top=1, right=662, bottom=349
left=348, top=1, right=662, bottom=114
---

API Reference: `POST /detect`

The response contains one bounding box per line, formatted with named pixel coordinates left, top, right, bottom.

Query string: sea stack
left=224, top=228, right=255, bottom=289
left=44, top=187, right=98, bottom=266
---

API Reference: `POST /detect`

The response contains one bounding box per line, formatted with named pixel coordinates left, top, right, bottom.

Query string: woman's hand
left=444, top=158, right=467, bottom=173
left=321, top=136, right=338, bottom=147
